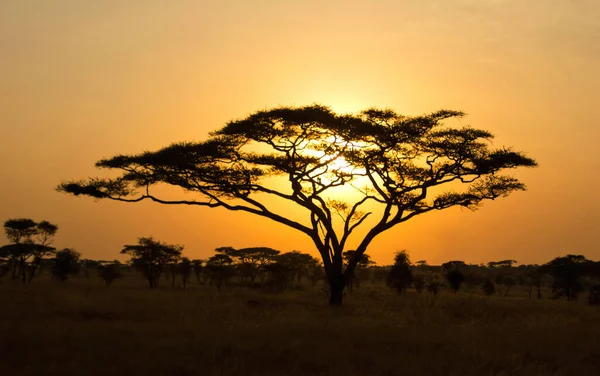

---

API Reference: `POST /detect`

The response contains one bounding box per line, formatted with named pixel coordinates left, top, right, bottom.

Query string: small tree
left=121, top=237, right=183, bottom=288
left=482, top=279, right=496, bottom=296
left=180, top=257, right=193, bottom=288
left=540, top=255, right=590, bottom=300
left=204, top=253, right=234, bottom=291
left=1, top=218, right=57, bottom=282
left=496, top=275, right=516, bottom=297
left=216, top=246, right=280, bottom=284
left=277, top=251, right=320, bottom=284
left=445, top=269, right=465, bottom=294
left=386, top=250, right=413, bottom=293
left=343, top=250, right=374, bottom=292
left=98, top=261, right=123, bottom=286
left=191, top=259, right=204, bottom=284
left=427, top=281, right=442, bottom=296
left=51, top=248, right=81, bottom=282
left=413, top=275, right=426, bottom=293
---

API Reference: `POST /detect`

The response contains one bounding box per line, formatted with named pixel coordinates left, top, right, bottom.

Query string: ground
left=1, top=274, right=599, bottom=376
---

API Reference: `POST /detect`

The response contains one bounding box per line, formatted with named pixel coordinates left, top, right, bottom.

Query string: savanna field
left=2, top=274, right=599, bottom=376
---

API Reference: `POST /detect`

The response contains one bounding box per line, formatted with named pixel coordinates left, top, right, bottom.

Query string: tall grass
left=1, top=274, right=598, bottom=376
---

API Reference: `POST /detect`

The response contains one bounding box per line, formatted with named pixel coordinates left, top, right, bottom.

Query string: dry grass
left=1, top=275, right=599, bottom=376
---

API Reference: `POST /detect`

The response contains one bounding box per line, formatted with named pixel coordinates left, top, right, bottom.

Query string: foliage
left=191, top=259, right=204, bottom=284
left=540, top=255, right=591, bottom=300
left=51, top=248, right=81, bottom=282
left=204, top=253, right=235, bottom=291
left=386, top=250, right=413, bottom=293
left=487, top=260, right=517, bottom=268
left=98, top=261, right=123, bottom=286
left=482, top=279, right=496, bottom=296
left=413, top=275, right=426, bottom=293
left=445, top=269, right=465, bottom=294
left=426, top=281, right=442, bottom=296
left=121, top=237, right=183, bottom=288
left=216, top=246, right=280, bottom=283
left=58, top=105, right=537, bottom=304
left=1, top=218, right=58, bottom=282
left=179, top=257, right=193, bottom=288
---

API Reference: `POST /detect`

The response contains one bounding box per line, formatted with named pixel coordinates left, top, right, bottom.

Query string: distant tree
left=216, top=246, right=280, bottom=284
left=1, top=218, right=57, bottom=282
left=121, top=237, right=183, bottom=289
left=262, top=262, right=294, bottom=292
left=98, top=261, right=123, bottom=286
left=415, top=260, right=428, bottom=267
left=80, top=259, right=101, bottom=278
left=204, top=253, right=234, bottom=291
left=386, top=250, right=413, bottom=294
left=427, top=281, right=442, bottom=296
left=482, top=279, right=496, bottom=296
left=343, top=250, right=375, bottom=292
left=165, top=260, right=179, bottom=287
left=180, top=257, right=193, bottom=288
left=413, top=275, right=426, bottom=293
left=496, top=274, right=516, bottom=297
left=487, top=260, right=517, bottom=268
left=308, top=266, right=326, bottom=286
left=444, top=269, right=465, bottom=294
left=59, top=105, right=536, bottom=305
left=276, top=251, right=320, bottom=284
left=51, top=248, right=81, bottom=282
left=539, top=254, right=591, bottom=300
left=191, top=259, right=204, bottom=284
left=519, top=266, right=544, bottom=299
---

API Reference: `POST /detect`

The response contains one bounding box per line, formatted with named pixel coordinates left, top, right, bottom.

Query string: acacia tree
left=386, top=250, right=413, bottom=294
left=1, top=218, right=57, bottom=282
left=51, top=248, right=81, bottom=282
left=343, top=249, right=374, bottom=291
left=58, top=105, right=537, bottom=305
left=216, top=246, right=280, bottom=283
left=121, top=237, right=183, bottom=288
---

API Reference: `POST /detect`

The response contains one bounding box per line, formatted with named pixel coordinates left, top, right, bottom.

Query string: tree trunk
left=329, top=280, right=345, bottom=306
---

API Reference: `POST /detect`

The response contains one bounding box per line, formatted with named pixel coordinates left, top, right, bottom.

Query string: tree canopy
left=58, top=105, right=537, bottom=304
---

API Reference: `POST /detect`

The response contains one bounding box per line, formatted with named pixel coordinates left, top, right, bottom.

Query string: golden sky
left=1, top=0, right=599, bottom=265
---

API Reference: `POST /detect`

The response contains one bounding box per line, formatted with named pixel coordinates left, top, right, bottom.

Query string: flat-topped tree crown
left=58, top=104, right=537, bottom=305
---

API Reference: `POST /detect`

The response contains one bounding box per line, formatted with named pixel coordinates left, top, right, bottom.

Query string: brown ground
left=1, top=275, right=599, bottom=376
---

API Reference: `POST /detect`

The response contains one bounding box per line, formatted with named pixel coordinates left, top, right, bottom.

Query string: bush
left=482, top=279, right=496, bottom=296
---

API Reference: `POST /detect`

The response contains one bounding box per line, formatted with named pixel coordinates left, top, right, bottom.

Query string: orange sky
left=1, top=1, right=599, bottom=265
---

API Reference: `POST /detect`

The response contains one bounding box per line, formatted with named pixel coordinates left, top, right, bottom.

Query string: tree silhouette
left=98, top=261, right=123, bottom=286
left=191, top=259, right=204, bottom=284
left=204, top=253, right=234, bottom=291
left=1, top=218, right=57, bottom=282
left=215, top=246, right=280, bottom=284
left=51, top=248, right=81, bottom=282
left=386, top=250, right=413, bottom=293
left=413, top=275, right=426, bottom=293
left=179, top=257, right=193, bottom=288
left=276, top=251, right=320, bottom=283
left=58, top=105, right=537, bottom=305
left=482, top=279, right=496, bottom=296
left=444, top=268, right=465, bottom=294
left=540, top=254, right=591, bottom=300
left=121, top=237, right=183, bottom=288
left=343, top=250, right=375, bottom=292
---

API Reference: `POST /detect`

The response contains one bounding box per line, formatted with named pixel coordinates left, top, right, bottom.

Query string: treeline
left=1, top=218, right=599, bottom=305
left=382, top=251, right=600, bottom=305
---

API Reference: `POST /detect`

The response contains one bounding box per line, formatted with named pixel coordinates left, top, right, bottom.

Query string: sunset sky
left=1, top=0, right=599, bottom=265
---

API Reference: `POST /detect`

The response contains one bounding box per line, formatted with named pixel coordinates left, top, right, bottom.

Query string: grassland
left=1, top=274, right=599, bottom=376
